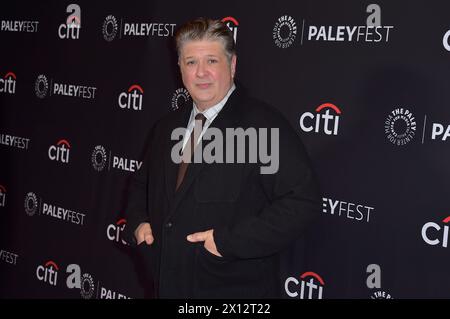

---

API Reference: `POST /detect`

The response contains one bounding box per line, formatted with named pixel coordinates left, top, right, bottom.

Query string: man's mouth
left=196, top=83, right=212, bottom=89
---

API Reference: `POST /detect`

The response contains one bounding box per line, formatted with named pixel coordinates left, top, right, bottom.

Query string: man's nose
left=196, top=61, right=207, bottom=77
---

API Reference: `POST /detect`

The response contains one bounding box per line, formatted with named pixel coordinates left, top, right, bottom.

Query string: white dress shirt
left=181, top=83, right=236, bottom=152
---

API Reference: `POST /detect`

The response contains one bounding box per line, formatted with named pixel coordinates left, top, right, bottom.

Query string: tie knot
left=195, top=113, right=207, bottom=128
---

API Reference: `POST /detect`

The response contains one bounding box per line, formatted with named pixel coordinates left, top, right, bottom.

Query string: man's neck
left=194, top=83, right=236, bottom=112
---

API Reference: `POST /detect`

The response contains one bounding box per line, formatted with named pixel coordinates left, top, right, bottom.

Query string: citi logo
left=0, top=185, right=6, bottom=207
left=48, top=139, right=71, bottom=163
left=422, top=216, right=450, bottom=248
left=0, top=72, right=16, bottom=94
left=221, top=16, right=238, bottom=43
left=36, top=260, right=59, bottom=286
left=299, top=103, right=342, bottom=135
left=118, top=84, right=143, bottom=111
left=285, top=271, right=325, bottom=299
left=58, top=4, right=81, bottom=39
left=171, top=87, right=190, bottom=111
left=107, top=218, right=128, bottom=245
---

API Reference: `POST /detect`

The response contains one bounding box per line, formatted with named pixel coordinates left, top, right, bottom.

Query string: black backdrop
left=1, top=0, right=450, bottom=299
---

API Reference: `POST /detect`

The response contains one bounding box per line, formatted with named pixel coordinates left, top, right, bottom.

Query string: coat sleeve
left=214, top=119, right=321, bottom=260
left=122, top=123, right=158, bottom=246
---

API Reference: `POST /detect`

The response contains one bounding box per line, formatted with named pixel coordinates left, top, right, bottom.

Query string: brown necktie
left=175, top=113, right=206, bottom=191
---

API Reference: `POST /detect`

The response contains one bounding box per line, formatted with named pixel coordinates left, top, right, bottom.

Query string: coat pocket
left=193, top=244, right=268, bottom=298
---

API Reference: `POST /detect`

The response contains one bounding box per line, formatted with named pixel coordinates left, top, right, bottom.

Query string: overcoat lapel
left=165, top=89, right=242, bottom=220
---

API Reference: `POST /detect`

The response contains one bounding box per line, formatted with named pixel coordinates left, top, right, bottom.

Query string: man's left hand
left=187, top=229, right=222, bottom=257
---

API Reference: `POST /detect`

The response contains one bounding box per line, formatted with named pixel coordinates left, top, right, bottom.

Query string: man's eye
left=208, top=59, right=218, bottom=64
left=186, top=61, right=195, bottom=65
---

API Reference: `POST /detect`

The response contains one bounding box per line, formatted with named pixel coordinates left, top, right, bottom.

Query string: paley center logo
left=299, top=103, right=342, bottom=136
left=102, top=15, right=118, bottom=42
left=67, top=263, right=131, bottom=299
left=35, top=261, right=131, bottom=299
left=58, top=4, right=81, bottom=40
left=221, top=16, right=238, bottom=43
left=0, top=72, right=16, bottom=94
left=24, top=192, right=86, bottom=226
left=118, top=84, right=144, bottom=111
left=0, top=184, right=6, bottom=207
left=285, top=271, right=325, bottom=299
left=422, top=215, right=450, bottom=248
left=171, top=87, right=191, bottom=111
left=101, top=14, right=175, bottom=41
left=273, top=4, right=393, bottom=48
left=35, top=74, right=97, bottom=99
left=273, top=15, right=297, bottom=49
left=48, top=139, right=71, bottom=164
left=384, top=108, right=416, bottom=146
left=66, top=263, right=95, bottom=299
left=443, top=28, right=450, bottom=51
left=366, top=264, right=393, bottom=299
left=91, top=145, right=142, bottom=173
left=322, top=196, right=375, bottom=223
left=107, top=218, right=128, bottom=246
left=24, top=192, right=39, bottom=216
left=36, top=261, right=129, bottom=299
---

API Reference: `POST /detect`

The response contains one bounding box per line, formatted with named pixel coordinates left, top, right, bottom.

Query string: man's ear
left=231, top=54, right=237, bottom=78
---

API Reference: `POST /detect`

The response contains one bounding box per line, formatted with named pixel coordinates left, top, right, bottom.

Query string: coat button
left=165, top=222, right=173, bottom=228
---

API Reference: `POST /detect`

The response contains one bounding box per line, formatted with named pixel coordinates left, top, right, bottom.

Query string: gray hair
left=175, top=18, right=236, bottom=63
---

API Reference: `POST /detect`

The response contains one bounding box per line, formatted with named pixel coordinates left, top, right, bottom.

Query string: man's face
left=179, top=39, right=236, bottom=111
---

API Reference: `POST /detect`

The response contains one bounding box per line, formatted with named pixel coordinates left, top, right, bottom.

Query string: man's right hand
left=135, top=222, right=154, bottom=245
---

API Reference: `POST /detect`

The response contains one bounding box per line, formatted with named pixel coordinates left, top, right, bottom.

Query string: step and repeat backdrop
left=1, top=0, right=450, bottom=299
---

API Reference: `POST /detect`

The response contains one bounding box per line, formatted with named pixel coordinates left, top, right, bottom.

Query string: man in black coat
left=124, top=17, right=321, bottom=298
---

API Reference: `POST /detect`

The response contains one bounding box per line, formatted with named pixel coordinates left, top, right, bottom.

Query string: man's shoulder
left=236, top=93, right=290, bottom=128
left=152, top=104, right=190, bottom=132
